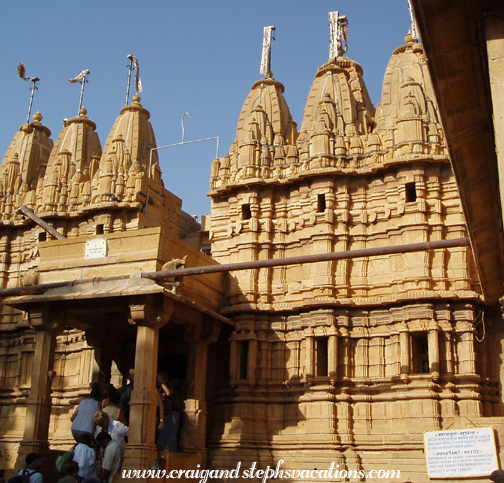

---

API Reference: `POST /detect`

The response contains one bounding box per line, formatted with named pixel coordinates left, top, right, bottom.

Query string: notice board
left=424, top=427, right=498, bottom=478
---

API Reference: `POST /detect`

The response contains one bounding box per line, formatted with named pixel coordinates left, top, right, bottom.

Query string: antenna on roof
left=408, top=0, right=420, bottom=40
left=125, top=55, right=143, bottom=106
left=329, top=11, right=348, bottom=58
left=17, top=63, right=40, bottom=124
left=260, top=26, right=276, bottom=78
left=69, top=69, right=90, bottom=114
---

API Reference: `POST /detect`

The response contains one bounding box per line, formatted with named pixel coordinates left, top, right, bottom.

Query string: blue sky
left=1, top=1, right=411, bottom=218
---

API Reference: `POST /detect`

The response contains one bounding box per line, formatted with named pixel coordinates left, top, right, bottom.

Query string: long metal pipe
left=0, top=237, right=470, bottom=299
left=17, top=206, right=66, bottom=240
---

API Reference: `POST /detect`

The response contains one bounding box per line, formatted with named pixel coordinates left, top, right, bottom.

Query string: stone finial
left=33, top=112, right=42, bottom=123
left=79, top=106, right=88, bottom=117
left=405, top=30, right=414, bottom=44
left=132, top=94, right=141, bottom=104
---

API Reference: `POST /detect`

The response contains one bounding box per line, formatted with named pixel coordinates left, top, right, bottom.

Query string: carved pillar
left=247, top=337, right=258, bottom=386
left=16, top=304, right=61, bottom=466
left=229, top=334, right=238, bottom=387
left=399, top=324, right=410, bottom=382
left=182, top=320, right=220, bottom=465
left=304, top=329, right=314, bottom=385
left=122, top=295, right=171, bottom=474
left=428, top=320, right=440, bottom=381
left=328, top=330, right=338, bottom=386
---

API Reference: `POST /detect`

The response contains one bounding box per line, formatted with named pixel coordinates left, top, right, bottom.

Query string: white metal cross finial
left=329, top=11, right=348, bottom=58
left=260, top=26, right=276, bottom=77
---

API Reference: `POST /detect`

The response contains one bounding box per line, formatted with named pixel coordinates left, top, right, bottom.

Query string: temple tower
left=207, top=29, right=496, bottom=477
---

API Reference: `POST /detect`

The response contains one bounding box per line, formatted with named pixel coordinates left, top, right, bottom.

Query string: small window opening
left=239, top=341, right=249, bottom=380
left=315, top=337, right=329, bottom=377
left=242, top=204, right=251, bottom=220
left=412, top=333, right=429, bottom=374
left=96, top=224, right=104, bottom=235
left=38, top=232, right=47, bottom=242
left=405, top=182, right=417, bottom=202
left=317, top=194, right=327, bottom=213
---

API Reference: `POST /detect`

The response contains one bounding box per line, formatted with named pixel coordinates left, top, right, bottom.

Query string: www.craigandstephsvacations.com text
left=122, top=461, right=402, bottom=482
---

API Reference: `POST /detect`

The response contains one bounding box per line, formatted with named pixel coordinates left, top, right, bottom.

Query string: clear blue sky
left=1, top=1, right=411, bottom=218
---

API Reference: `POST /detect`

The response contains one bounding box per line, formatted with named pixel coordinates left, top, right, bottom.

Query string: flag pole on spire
left=17, top=63, right=40, bottom=124
left=69, top=69, right=90, bottom=114
left=126, top=55, right=134, bottom=106
left=260, top=26, right=275, bottom=78
left=408, top=0, right=420, bottom=40
left=329, top=11, right=348, bottom=58
left=126, top=55, right=143, bottom=106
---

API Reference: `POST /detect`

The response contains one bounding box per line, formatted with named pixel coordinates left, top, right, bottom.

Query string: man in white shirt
left=96, top=433, right=124, bottom=483
left=72, top=433, right=96, bottom=480
left=93, top=410, right=128, bottom=447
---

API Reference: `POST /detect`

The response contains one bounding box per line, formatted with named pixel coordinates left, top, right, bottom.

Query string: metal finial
left=329, top=11, right=348, bottom=58
left=69, top=70, right=90, bottom=115
left=125, top=55, right=143, bottom=106
left=17, top=63, right=40, bottom=124
left=408, top=0, right=420, bottom=40
left=181, top=112, right=191, bottom=143
left=260, top=26, right=276, bottom=77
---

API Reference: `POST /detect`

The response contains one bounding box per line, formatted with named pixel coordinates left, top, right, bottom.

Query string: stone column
left=328, top=330, right=338, bottom=386
left=229, top=334, right=238, bottom=387
left=182, top=320, right=220, bottom=464
left=122, top=295, right=172, bottom=474
left=16, top=304, right=61, bottom=466
left=247, top=336, right=257, bottom=386
left=399, top=324, right=410, bottom=382
left=428, top=319, right=440, bottom=381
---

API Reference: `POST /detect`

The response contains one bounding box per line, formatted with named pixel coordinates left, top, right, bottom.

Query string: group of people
left=11, top=369, right=186, bottom=483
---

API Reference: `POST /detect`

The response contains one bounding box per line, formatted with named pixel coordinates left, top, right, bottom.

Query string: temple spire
left=69, top=69, right=90, bottom=114
left=329, top=11, right=348, bottom=58
left=260, top=26, right=276, bottom=77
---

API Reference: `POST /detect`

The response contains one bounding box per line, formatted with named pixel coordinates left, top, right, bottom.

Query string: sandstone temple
left=0, top=1, right=503, bottom=482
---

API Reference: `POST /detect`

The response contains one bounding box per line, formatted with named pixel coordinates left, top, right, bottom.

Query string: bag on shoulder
left=55, top=447, right=75, bottom=474
left=8, top=470, right=39, bottom=483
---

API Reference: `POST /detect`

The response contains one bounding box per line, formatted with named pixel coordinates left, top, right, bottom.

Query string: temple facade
left=206, top=32, right=503, bottom=480
left=0, top=18, right=503, bottom=483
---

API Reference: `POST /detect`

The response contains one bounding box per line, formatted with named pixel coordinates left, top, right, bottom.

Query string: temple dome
left=36, top=107, right=102, bottom=211
left=0, top=112, right=53, bottom=196
left=297, top=56, right=375, bottom=164
left=374, top=36, right=445, bottom=156
left=101, top=94, right=158, bottom=174
left=209, top=76, right=298, bottom=190
left=234, top=77, right=297, bottom=148
left=94, top=95, right=161, bottom=204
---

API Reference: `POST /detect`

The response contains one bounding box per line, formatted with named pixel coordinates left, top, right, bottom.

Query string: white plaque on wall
left=424, top=427, right=498, bottom=478
left=85, top=238, right=108, bottom=259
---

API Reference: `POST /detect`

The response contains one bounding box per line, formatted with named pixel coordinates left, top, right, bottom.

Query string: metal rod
left=125, top=55, right=133, bottom=106
left=26, top=78, right=39, bottom=124
left=17, top=206, right=66, bottom=240
left=0, top=237, right=470, bottom=298
left=78, top=74, right=88, bottom=113
left=143, top=237, right=471, bottom=279
left=181, top=112, right=191, bottom=142
left=144, top=136, right=220, bottom=214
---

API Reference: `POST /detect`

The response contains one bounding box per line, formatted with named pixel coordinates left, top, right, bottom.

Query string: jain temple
left=0, top=1, right=504, bottom=482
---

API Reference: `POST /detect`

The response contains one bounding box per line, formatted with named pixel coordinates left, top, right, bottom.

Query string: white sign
left=424, top=428, right=498, bottom=478
left=85, top=238, right=108, bottom=259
